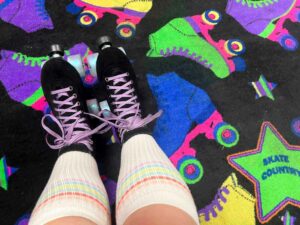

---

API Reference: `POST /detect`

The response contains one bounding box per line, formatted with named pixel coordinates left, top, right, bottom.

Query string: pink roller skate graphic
left=170, top=111, right=239, bottom=185
left=66, top=0, right=153, bottom=39
left=226, top=0, right=300, bottom=51
left=0, top=43, right=90, bottom=113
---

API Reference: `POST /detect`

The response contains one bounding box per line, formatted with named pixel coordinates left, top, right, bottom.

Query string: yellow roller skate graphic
left=198, top=173, right=256, bottom=225
left=67, top=0, right=153, bottom=39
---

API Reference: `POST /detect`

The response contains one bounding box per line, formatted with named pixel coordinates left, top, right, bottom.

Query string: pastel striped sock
left=116, top=134, right=199, bottom=225
left=29, top=151, right=111, bottom=225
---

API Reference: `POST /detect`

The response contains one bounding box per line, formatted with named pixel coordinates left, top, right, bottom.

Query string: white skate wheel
left=86, top=99, right=100, bottom=115
left=86, top=53, right=99, bottom=77
left=100, top=100, right=111, bottom=118
left=67, top=54, right=86, bottom=79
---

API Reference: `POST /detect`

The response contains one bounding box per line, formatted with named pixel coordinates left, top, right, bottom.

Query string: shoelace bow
left=105, top=73, right=162, bottom=141
left=198, top=187, right=230, bottom=221
left=42, top=86, right=115, bottom=151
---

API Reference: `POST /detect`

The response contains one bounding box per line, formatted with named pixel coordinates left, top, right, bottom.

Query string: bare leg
left=46, top=216, right=97, bottom=225
left=124, top=205, right=197, bottom=225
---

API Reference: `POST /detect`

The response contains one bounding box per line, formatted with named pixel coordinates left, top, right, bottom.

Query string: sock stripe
left=29, top=152, right=110, bottom=225
left=40, top=184, right=108, bottom=203
left=32, top=192, right=109, bottom=216
left=117, top=175, right=189, bottom=210
left=32, top=179, right=110, bottom=217
left=38, top=180, right=109, bottom=204
left=119, top=161, right=179, bottom=183
left=117, top=166, right=185, bottom=197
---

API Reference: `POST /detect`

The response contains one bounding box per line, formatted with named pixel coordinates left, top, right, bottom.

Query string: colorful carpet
left=1, top=0, right=300, bottom=224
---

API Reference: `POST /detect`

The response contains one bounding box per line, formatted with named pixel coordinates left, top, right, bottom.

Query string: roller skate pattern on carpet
left=0, top=1, right=300, bottom=225
left=0, top=0, right=53, bottom=32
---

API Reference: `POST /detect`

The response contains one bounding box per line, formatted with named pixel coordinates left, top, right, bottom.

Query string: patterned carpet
left=1, top=0, right=300, bottom=224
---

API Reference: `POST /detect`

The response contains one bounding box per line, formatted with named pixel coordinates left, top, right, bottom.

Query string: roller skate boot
left=0, top=43, right=90, bottom=114
left=147, top=9, right=246, bottom=79
left=67, top=0, right=153, bottom=39
left=226, top=0, right=300, bottom=51
left=147, top=72, right=239, bottom=184
left=40, top=45, right=110, bottom=152
left=67, top=43, right=127, bottom=143
left=198, top=173, right=256, bottom=225
left=0, top=0, right=53, bottom=33
left=95, top=36, right=161, bottom=142
left=0, top=49, right=49, bottom=113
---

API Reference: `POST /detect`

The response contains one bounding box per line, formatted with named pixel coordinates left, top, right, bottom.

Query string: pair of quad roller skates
left=67, top=0, right=152, bottom=39
left=45, top=36, right=125, bottom=143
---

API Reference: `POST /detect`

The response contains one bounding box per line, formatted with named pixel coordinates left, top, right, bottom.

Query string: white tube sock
left=115, top=134, right=199, bottom=225
left=29, top=151, right=111, bottom=225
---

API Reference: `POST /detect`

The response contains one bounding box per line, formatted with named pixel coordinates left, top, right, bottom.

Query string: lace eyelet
left=77, top=102, right=80, bottom=106
left=73, top=94, right=77, bottom=98
left=69, top=86, right=73, bottom=91
left=105, top=78, right=109, bottom=82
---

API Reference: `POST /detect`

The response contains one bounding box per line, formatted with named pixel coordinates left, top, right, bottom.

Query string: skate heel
left=97, top=35, right=127, bottom=54
left=97, top=35, right=113, bottom=50
left=49, top=44, right=64, bottom=58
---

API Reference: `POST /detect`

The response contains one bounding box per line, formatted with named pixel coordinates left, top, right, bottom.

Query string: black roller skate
left=95, top=36, right=162, bottom=142
left=41, top=44, right=111, bottom=153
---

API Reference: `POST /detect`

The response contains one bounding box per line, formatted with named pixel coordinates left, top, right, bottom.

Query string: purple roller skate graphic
left=226, top=0, right=300, bottom=51
left=0, top=0, right=53, bottom=33
left=0, top=43, right=90, bottom=113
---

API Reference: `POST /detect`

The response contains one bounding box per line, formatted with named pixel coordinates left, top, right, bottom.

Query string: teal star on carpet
left=0, top=156, right=18, bottom=190
left=227, top=122, right=300, bottom=223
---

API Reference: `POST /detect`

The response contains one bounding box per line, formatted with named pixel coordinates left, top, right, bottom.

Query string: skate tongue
left=109, top=68, right=126, bottom=77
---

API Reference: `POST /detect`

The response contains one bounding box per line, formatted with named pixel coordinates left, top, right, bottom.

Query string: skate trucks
left=66, top=0, right=153, bottom=39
